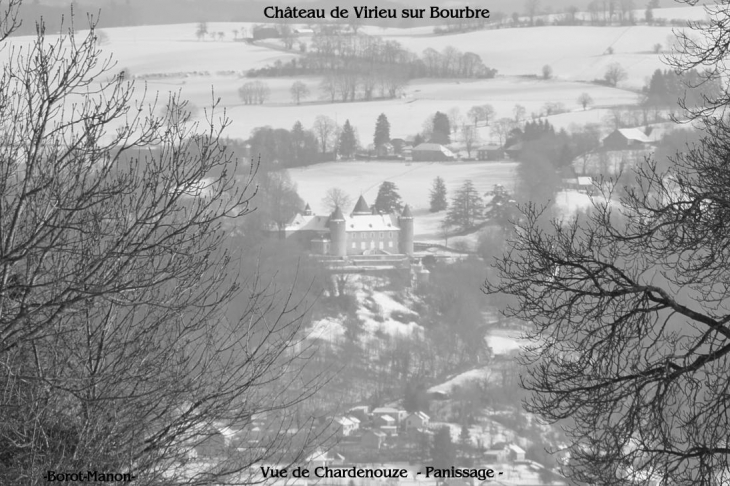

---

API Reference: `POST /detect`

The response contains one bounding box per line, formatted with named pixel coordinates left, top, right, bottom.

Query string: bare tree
left=467, top=105, right=485, bottom=128
left=604, top=62, right=627, bottom=86
left=239, top=80, right=270, bottom=105
left=541, top=64, right=553, bottom=79
left=577, top=92, right=594, bottom=110
left=0, top=11, right=323, bottom=486
left=196, top=21, right=208, bottom=40
left=322, top=188, right=353, bottom=213
left=290, top=80, right=310, bottom=105
left=485, top=5, right=730, bottom=483
left=513, top=104, right=527, bottom=124
left=313, top=115, right=337, bottom=153
left=460, top=124, right=480, bottom=158
left=492, top=118, right=516, bottom=146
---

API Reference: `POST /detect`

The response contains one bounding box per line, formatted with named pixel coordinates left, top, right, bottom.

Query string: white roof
left=413, top=143, right=456, bottom=157
left=507, top=444, right=526, bottom=454
left=345, top=214, right=399, bottom=232
left=615, top=128, right=651, bottom=143
left=410, top=411, right=430, bottom=421
left=372, top=407, right=400, bottom=414
left=284, top=214, right=330, bottom=232
left=378, top=414, right=395, bottom=423
left=334, top=416, right=357, bottom=427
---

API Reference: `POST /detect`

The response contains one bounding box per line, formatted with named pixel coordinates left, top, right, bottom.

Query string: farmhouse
left=404, top=411, right=430, bottom=431
left=328, top=416, right=360, bottom=437
left=372, top=407, right=407, bottom=424
left=281, top=196, right=414, bottom=257
left=602, top=128, right=651, bottom=150
left=412, top=143, right=456, bottom=161
left=484, top=442, right=526, bottom=463
left=476, top=144, right=504, bottom=161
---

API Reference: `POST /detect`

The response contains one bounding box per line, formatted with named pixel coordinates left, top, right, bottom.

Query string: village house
left=371, top=407, right=407, bottom=425
left=411, top=143, right=456, bottom=161
left=602, top=128, right=651, bottom=150
left=373, top=414, right=398, bottom=436
left=404, top=411, right=430, bottom=431
left=327, top=416, right=360, bottom=437
left=484, top=442, right=526, bottom=463
left=563, top=176, right=594, bottom=194
left=476, top=144, right=504, bottom=161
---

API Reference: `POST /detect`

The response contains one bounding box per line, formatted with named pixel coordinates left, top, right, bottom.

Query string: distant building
left=484, top=442, right=526, bottom=463
left=412, top=143, right=456, bottom=161
left=347, top=406, right=369, bottom=423
left=404, top=411, right=430, bottom=431
left=563, top=176, right=593, bottom=193
left=280, top=195, right=414, bottom=257
left=372, top=407, right=407, bottom=425
left=602, top=128, right=651, bottom=150
left=476, top=144, right=504, bottom=161
left=375, top=142, right=395, bottom=157
left=374, top=415, right=398, bottom=436
left=328, top=416, right=360, bottom=437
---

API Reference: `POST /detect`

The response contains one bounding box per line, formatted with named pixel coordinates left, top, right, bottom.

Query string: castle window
left=352, top=242, right=356, bottom=249
left=380, top=232, right=383, bottom=239
left=388, top=241, right=393, bottom=248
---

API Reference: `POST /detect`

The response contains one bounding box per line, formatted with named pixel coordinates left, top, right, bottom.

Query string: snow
left=380, top=25, right=680, bottom=89
left=355, top=286, right=424, bottom=338
left=287, top=161, right=518, bottom=238
left=4, top=22, right=656, bottom=146
left=428, top=367, right=496, bottom=394
left=553, top=190, right=595, bottom=220
left=484, top=329, right=530, bottom=356
left=308, top=317, right=346, bottom=342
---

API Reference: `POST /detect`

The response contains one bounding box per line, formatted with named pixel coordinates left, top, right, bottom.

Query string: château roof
left=345, top=214, right=400, bottom=232
left=330, top=206, right=345, bottom=221
left=284, top=214, right=330, bottom=232
left=401, top=204, right=413, bottom=218
left=352, top=195, right=370, bottom=215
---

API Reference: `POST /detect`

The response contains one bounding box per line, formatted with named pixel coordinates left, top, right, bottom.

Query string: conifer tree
left=431, top=111, right=451, bottom=144
left=373, top=113, right=390, bottom=147
left=446, top=179, right=484, bottom=231
left=338, top=119, right=358, bottom=159
left=429, top=176, right=448, bottom=212
left=373, top=181, right=403, bottom=213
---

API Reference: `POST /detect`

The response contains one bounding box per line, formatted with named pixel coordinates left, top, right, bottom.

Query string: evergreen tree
left=429, top=176, right=448, bottom=212
left=374, top=113, right=391, bottom=147
left=446, top=179, right=484, bottom=231
left=338, top=119, right=358, bottom=159
left=373, top=181, right=403, bottom=213
left=431, top=111, right=451, bottom=144
left=291, top=120, right=319, bottom=166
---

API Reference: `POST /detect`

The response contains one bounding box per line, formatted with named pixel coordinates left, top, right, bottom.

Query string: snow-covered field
left=3, top=20, right=663, bottom=142
left=287, top=160, right=518, bottom=237
left=484, top=328, right=532, bottom=356
left=379, top=25, right=677, bottom=89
